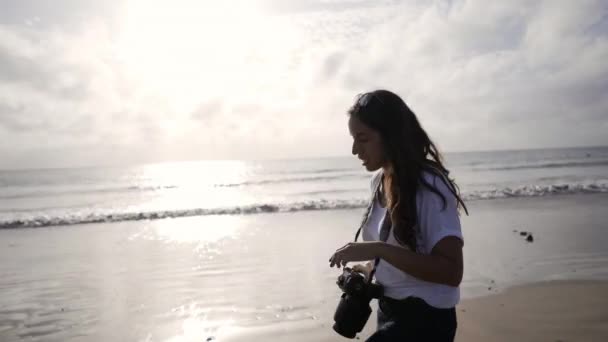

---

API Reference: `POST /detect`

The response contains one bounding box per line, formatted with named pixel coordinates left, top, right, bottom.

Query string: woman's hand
left=329, top=242, right=382, bottom=268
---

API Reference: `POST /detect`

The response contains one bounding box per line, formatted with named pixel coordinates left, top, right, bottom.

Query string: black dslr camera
left=332, top=267, right=383, bottom=338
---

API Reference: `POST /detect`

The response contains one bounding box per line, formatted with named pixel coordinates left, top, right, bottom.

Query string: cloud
left=0, top=0, right=121, bottom=29
left=0, top=22, right=121, bottom=144
left=0, top=0, right=607, bottom=169
left=328, top=0, right=608, bottom=151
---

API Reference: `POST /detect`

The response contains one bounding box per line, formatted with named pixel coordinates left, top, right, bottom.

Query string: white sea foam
left=2, top=181, right=607, bottom=229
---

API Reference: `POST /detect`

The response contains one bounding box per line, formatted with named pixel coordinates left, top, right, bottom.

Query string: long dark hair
left=349, top=89, right=468, bottom=251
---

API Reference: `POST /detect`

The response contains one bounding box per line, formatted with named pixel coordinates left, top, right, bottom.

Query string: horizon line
left=0, top=144, right=606, bottom=172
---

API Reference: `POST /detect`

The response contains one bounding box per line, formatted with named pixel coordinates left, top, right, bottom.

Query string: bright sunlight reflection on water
left=163, top=314, right=235, bottom=342
left=139, top=160, right=250, bottom=189
left=150, top=216, right=242, bottom=244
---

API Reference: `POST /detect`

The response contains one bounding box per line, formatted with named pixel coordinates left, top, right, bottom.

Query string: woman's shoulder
left=418, top=171, right=455, bottom=201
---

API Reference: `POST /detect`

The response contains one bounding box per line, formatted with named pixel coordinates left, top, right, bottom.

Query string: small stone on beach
left=526, top=234, right=534, bottom=242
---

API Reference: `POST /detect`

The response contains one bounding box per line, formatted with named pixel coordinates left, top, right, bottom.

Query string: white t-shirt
left=361, top=170, right=463, bottom=309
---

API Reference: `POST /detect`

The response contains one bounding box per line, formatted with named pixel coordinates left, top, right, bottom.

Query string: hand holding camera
left=332, top=266, right=384, bottom=338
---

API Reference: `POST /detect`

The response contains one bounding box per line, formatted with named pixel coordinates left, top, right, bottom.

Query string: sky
left=0, top=0, right=607, bottom=169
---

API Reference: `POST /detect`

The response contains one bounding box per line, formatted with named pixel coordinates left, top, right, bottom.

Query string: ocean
left=2, top=146, right=608, bottom=341
left=2, top=146, right=607, bottom=229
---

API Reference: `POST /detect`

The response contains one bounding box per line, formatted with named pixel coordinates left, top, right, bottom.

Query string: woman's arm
left=375, top=236, right=463, bottom=287
left=329, top=237, right=463, bottom=287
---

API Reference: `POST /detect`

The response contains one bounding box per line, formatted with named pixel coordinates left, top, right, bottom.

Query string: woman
left=329, top=90, right=468, bottom=341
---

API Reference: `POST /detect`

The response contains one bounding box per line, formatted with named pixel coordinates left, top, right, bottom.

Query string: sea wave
left=0, top=185, right=178, bottom=200
left=2, top=182, right=607, bottom=229
left=215, top=173, right=365, bottom=187
left=0, top=200, right=368, bottom=229
left=473, top=160, right=608, bottom=171
left=273, top=167, right=355, bottom=175
left=0, top=174, right=364, bottom=199
left=463, top=182, right=608, bottom=200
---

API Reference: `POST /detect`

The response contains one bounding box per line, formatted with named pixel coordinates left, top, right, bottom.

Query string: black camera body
left=333, top=267, right=384, bottom=338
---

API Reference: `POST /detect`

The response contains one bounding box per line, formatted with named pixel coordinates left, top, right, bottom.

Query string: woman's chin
left=364, top=163, right=379, bottom=172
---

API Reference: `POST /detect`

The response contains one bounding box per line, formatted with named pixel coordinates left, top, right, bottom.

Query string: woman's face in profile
left=348, top=116, right=386, bottom=171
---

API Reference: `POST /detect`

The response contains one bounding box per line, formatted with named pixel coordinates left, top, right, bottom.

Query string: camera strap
left=354, top=171, right=392, bottom=286
left=368, top=205, right=391, bottom=285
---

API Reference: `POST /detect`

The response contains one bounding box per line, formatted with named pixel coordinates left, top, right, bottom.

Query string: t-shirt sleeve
left=417, top=175, right=464, bottom=253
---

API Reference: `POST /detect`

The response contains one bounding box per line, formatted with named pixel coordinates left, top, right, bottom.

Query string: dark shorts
left=366, top=296, right=457, bottom=342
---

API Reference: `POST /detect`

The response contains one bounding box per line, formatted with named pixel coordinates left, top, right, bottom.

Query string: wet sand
left=1, top=193, right=608, bottom=341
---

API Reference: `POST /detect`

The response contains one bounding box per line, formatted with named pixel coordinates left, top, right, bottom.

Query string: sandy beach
left=1, top=193, right=608, bottom=341
left=456, top=280, right=608, bottom=342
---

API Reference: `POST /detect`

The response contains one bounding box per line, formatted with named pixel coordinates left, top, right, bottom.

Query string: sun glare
left=115, top=0, right=282, bottom=113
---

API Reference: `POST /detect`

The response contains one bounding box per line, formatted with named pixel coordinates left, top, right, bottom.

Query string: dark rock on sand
left=526, top=234, right=534, bottom=242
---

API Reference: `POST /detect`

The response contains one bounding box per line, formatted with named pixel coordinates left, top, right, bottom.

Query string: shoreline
left=2, top=192, right=607, bottom=231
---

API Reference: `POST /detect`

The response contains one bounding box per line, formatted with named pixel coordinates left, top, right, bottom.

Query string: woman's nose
left=351, top=141, right=358, bottom=155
